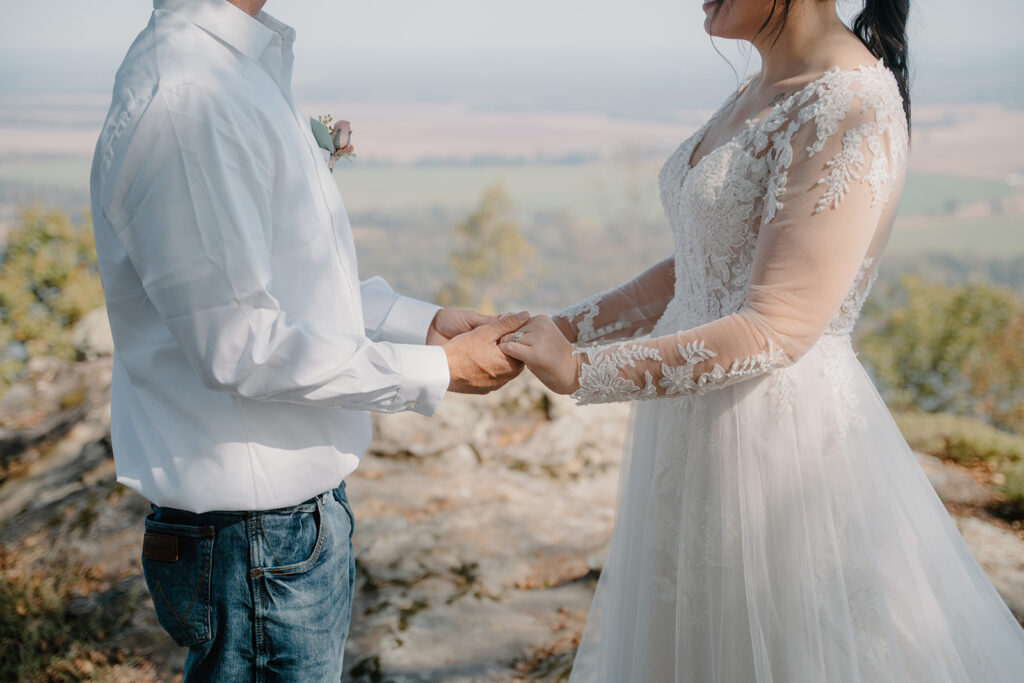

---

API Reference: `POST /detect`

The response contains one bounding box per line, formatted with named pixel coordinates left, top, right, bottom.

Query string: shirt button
left=408, top=401, right=419, bottom=411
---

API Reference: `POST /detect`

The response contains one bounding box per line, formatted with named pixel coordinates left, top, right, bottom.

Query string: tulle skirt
left=569, top=335, right=1024, bottom=682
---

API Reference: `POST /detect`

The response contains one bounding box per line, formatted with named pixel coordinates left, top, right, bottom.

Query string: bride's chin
left=702, top=0, right=723, bottom=34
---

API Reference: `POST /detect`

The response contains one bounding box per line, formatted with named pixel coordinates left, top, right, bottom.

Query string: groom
left=90, top=0, right=527, bottom=678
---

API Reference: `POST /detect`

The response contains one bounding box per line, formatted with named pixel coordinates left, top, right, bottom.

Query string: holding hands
left=430, top=309, right=580, bottom=397
left=431, top=309, right=531, bottom=395
left=499, top=315, right=580, bottom=395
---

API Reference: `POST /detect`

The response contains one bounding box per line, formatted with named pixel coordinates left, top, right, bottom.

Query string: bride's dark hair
left=853, top=0, right=911, bottom=126
left=714, top=0, right=912, bottom=129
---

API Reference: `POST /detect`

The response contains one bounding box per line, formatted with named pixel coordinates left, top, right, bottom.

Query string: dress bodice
left=656, top=123, right=772, bottom=334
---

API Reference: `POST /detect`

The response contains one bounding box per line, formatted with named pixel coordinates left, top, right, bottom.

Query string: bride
left=499, top=0, right=1024, bottom=680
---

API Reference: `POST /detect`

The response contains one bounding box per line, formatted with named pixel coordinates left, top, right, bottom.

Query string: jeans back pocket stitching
left=147, top=526, right=214, bottom=639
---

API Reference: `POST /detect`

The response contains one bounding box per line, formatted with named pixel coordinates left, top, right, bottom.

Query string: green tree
left=435, top=183, right=534, bottom=315
left=857, top=275, right=1024, bottom=432
left=0, top=207, right=105, bottom=392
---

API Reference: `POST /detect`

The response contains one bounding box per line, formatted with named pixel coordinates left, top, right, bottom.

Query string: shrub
left=0, top=208, right=104, bottom=394
left=858, top=275, right=1024, bottom=433
left=895, top=412, right=1024, bottom=465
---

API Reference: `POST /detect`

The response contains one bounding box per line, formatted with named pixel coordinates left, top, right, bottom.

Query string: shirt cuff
left=389, top=343, right=450, bottom=416
left=380, top=296, right=441, bottom=345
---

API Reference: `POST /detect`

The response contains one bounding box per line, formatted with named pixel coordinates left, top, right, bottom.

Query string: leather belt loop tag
left=143, top=532, right=180, bottom=563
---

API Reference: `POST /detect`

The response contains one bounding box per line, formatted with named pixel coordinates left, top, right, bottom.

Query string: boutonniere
left=310, top=115, right=356, bottom=171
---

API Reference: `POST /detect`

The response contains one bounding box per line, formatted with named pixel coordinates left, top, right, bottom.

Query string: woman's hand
left=499, top=315, right=580, bottom=395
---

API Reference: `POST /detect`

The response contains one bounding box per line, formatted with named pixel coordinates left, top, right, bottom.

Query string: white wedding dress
left=556, top=61, right=1024, bottom=682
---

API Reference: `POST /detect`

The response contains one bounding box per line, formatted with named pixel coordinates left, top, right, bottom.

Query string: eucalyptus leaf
left=309, top=117, right=335, bottom=152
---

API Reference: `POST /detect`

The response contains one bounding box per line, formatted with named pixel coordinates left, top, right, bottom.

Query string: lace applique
left=820, top=336, right=868, bottom=439
left=658, top=339, right=787, bottom=398
left=572, top=343, right=662, bottom=404
left=825, top=257, right=879, bottom=336
left=760, top=62, right=908, bottom=224
left=769, top=367, right=800, bottom=415
left=573, top=337, right=788, bottom=405
left=555, top=295, right=605, bottom=344
left=555, top=290, right=651, bottom=345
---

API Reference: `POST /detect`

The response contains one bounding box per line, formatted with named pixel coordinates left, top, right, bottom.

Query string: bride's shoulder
left=757, top=59, right=908, bottom=220
left=781, top=60, right=906, bottom=143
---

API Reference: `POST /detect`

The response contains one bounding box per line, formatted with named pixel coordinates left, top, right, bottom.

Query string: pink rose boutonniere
left=310, top=114, right=356, bottom=171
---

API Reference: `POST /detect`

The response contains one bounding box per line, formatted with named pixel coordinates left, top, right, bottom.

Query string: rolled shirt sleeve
left=360, top=276, right=442, bottom=345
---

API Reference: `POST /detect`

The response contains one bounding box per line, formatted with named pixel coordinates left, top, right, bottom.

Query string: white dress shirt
left=90, top=0, right=450, bottom=513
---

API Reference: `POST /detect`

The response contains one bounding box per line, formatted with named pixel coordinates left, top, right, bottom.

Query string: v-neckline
left=683, top=61, right=883, bottom=175
left=684, top=78, right=756, bottom=174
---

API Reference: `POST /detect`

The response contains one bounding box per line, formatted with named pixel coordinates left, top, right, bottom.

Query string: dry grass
left=0, top=542, right=151, bottom=682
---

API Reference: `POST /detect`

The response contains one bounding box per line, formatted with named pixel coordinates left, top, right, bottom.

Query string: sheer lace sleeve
left=554, top=257, right=675, bottom=344
left=571, top=68, right=909, bottom=405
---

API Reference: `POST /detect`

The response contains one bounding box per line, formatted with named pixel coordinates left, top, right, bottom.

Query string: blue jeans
left=140, top=483, right=356, bottom=682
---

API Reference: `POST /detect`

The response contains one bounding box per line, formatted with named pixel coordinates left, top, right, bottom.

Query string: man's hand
left=444, top=312, right=530, bottom=394
left=427, top=309, right=496, bottom=346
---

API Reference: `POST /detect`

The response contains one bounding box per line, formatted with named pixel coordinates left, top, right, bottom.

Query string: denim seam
left=338, top=491, right=356, bottom=541
left=257, top=514, right=284, bottom=567
left=247, top=513, right=268, bottom=682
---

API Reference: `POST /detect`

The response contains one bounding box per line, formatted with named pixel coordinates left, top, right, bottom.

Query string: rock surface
left=72, top=306, right=115, bottom=360
left=0, top=363, right=1022, bottom=681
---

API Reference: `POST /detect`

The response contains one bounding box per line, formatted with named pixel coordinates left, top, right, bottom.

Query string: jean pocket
left=257, top=497, right=326, bottom=577
left=141, top=517, right=214, bottom=647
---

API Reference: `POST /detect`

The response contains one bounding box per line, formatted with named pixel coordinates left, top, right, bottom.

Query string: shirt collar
left=153, top=0, right=293, bottom=62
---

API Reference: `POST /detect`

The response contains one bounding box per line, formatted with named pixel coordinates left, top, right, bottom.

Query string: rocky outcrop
left=344, top=382, right=625, bottom=681
left=1, top=362, right=1022, bottom=681
left=958, top=518, right=1024, bottom=619
left=917, top=452, right=996, bottom=506
left=0, top=355, right=112, bottom=506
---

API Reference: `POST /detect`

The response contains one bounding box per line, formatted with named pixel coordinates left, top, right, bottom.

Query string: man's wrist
left=382, top=296, right=441, bottom=345
left=426, top=310, right=445, bottom=346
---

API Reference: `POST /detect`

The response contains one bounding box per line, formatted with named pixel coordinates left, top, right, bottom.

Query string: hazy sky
left=0, top=0, right=1019, bottom=59
left=0, top=0, right=1020, bottom=112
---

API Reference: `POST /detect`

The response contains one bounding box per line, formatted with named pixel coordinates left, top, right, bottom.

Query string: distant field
left=0, top=160, right=92, bottom=189
left=898, top=172, right=1012, bottom=217
left=888, top=215, right=1024, bottom=257
left=334, top=160, right=666, bottom=221
left=0, top=160, right=1021, bottom=258
left=0, top=158, right=671, bottom=222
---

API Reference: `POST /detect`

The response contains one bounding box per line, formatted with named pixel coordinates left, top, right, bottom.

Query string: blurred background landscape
left=1, top=0, right=1023, bottom=680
